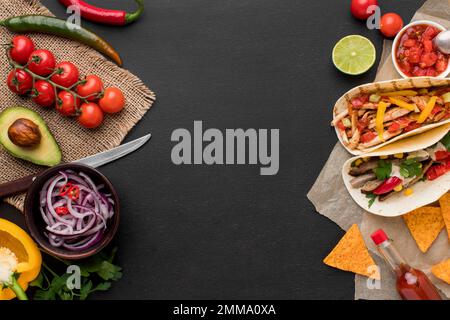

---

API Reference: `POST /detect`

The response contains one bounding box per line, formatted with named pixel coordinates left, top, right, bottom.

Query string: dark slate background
left=1, top=0, right=423, bottom=299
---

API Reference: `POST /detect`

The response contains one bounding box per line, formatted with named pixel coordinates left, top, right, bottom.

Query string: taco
left=342, top=127, right=450, bottom=217
left=332, top=77, right=450, bottom=155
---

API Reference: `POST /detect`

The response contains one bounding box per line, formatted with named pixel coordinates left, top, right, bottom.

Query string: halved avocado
left=0, top=107, right=61, bottom=166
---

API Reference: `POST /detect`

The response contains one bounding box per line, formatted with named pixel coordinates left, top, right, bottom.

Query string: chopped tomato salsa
left=396, top=24, right=449, bottom=77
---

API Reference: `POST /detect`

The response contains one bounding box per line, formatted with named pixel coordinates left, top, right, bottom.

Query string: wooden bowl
left=24, top=163, right=120, bottom=260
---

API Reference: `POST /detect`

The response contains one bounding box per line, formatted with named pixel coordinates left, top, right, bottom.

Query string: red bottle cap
left=371, top=229, right=389, bottom=245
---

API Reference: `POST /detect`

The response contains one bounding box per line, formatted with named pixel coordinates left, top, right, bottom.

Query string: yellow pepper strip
left=0, top=218, right=41, bottom=300
left=394, top=153, right=404, bottom=159
left=394, top=184, right=403, bottom=192
left=379, top=155, right=388, bottom=159
left=354, top=159, right=363, bottom=166
left=376, top=102, right=389, bottom=139
left=383, top=90, right=417, bottom=97
left=417, top=96, right=437, bottom=124
left=388, top=97, right=417, bottom=111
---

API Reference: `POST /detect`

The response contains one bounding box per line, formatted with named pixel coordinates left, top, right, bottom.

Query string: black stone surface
left=1, top=0, right=423, bottom=299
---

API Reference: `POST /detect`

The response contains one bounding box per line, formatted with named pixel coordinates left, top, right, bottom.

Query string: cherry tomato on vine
left=7, top=69, right=33, bottom=95
left=28, top=49, right=56, bottom=76
left=350, top=0, right=378, bottom=20
left=78, top=103, right=104, bottom=128
left=380, top=13, right=404, bottom=38
left=32, top=80, right=56, bottom=107
left=9, top=35, right=35, bottom=65
left=99, top=87, right=125, bottom=113
left=56, top=91, right=81, bottom=116
left=51, top=61, right=80, bottom=88
left=76, top=75, right=103, bottom=101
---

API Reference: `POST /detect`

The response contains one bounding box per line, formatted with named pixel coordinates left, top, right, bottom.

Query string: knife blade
left=73, top=133, right=151, bottom=168
left=0, top=134, right=151, bottom=199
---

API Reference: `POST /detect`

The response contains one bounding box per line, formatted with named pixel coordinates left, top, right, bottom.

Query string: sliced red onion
left=39, top=171, right=115, bottom=252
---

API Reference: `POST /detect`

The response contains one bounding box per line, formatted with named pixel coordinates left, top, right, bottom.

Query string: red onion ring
left=39, top=170, right=115, bottom=252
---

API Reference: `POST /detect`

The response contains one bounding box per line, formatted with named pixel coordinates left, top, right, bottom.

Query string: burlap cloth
left=0, top=0, right=155, bottom=211
left=308, top=0, right=450, bottom=300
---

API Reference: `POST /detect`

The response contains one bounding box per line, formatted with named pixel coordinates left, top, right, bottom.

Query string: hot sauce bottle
left=370, top=229, right=442, bottom=300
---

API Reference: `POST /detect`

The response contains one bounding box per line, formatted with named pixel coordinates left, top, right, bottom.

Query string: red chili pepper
left=373, top=176, right=403, bottom=195
left=59, top=0, right=144, bottom=26
left=435, top=150, right=450, bottom=161
left=68, top=186, right=80, bottom=201
left=59, top=183, right=73, bottom=196
left=55, top=207, right=69, bottom=216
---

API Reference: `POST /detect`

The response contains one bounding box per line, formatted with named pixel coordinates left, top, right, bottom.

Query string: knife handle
left=0, top=174, right=36, bottom=199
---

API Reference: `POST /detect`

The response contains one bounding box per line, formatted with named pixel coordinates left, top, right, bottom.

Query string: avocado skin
left=0, top=107, right=62, bottom=167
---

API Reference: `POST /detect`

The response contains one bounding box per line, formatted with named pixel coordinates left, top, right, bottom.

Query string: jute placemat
left=0, top=0, right=155, bottom=211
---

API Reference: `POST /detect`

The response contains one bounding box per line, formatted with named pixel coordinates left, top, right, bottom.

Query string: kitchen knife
left=0, top=134, right=151, bottom=199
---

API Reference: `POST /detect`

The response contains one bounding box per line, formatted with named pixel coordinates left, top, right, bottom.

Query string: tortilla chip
left=432, top=258, right=450, bottom=285
left=439, top=193, right=450, bottom=240
left=323, top=224, right=377, bottom=278
left=402, top=207, right=444, bottom=253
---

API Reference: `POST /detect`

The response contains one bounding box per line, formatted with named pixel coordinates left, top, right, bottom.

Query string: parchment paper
left=307, top=0, right=450, bottom=300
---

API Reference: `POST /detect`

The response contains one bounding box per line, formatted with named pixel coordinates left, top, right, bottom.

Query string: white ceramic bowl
left=392, top=20, right=450, bottom=79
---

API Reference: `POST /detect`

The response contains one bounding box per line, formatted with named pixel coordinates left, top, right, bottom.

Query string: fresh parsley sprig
left=373, top=159, right=392, bottom=180
left=30, top=247, right=122, bottom=300
left=399, top=158, right=422, bottom=178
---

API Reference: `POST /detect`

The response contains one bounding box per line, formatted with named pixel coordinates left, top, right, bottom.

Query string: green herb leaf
left=29, top=272, right=44, bottom=289
left=374, top=160, right=392, bottom=180
left=93, top=282, right=111, bottom=292
left=79, top=280, right=93, bottom=300
left=441, top=132, right=450, bottom=151
left=366, top=193, right=377, bottom=208
left=34, top=288, right=56, bottom=300
left=400, top=159, right=422, bottom=178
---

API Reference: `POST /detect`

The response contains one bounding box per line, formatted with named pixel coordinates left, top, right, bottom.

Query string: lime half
left=332, top=35, right=376, bottom=75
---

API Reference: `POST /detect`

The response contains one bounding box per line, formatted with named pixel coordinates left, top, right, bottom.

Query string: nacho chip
left=432, top=258, right=450, bottom=285
left=402, top=207, right=444, bottom=253
left=323, top=224, right=376, bottom=278
left=439, top=193, right=450, bottom=240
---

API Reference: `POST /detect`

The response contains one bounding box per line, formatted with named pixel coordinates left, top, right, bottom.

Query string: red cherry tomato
left=380, top=13, right=404, bottom=38
left=56, top=91, right=81, bottom=116
left=7, top=69, right=33, bottom=95
left=99, top=87, right=125, bottom=113
left=350, top=0, right=378, bottom=20
left=32, top=80, right=56, bottom=107
left=78, top=103, right=104, bottom=129
left=76, top=75, right=103, bottom=101
left=51, top=61, right=80, bottom=88
left=28, top=49, right=56, bottom=76
left=9, top=35, right=35, bottom=65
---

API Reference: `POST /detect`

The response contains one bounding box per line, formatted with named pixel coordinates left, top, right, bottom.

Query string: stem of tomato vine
left=5, top=49, right=103, bottom=110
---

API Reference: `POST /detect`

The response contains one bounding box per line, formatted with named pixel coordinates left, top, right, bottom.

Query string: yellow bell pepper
left=376, top=102, right=389, bottom=139
left=0, top=218, right=41, bottom=300
left=394, top=153, right=404, bottom=159
left=383, top=90, right=418, bottom=97
left=388, top=97, right=417, bottom=111
left=417, top=96, right=437, bottom=124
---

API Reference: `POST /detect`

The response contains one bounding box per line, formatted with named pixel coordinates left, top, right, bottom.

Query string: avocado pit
left=8, top=118, right=41, bottom=148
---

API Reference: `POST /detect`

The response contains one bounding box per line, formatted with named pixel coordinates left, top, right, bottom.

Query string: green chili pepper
left=0, top=15, right=122, bottom=66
